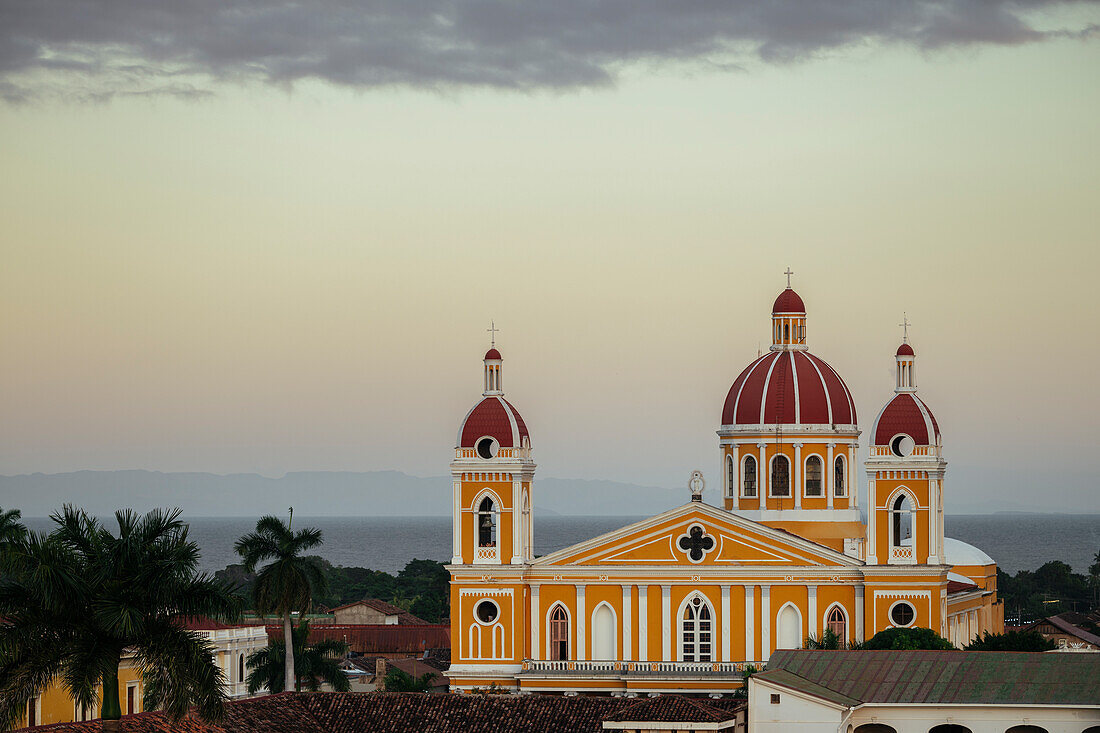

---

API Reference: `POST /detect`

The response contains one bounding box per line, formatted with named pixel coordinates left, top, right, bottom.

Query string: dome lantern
left=771, top=268, right=808, bottom=352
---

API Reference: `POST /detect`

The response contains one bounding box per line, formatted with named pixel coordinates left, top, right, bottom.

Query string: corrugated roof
left=1028, top=615, right=1100, bottom=647
left=266, top=624, right=450, bottom=654
left=763, top=650, right=1100, bottom=706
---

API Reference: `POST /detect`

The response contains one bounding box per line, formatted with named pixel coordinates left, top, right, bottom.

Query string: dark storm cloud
left=1, top=0, right=1096, bottom=101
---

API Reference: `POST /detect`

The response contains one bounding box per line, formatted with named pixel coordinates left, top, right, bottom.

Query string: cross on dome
left=899, top=313, right=911, bottom=343
left=487, top=320, right=499, bottom=348
left=784, top=267, right=794, bottom=288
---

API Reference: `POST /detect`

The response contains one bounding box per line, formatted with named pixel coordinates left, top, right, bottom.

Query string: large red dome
left=872, top=393, right=939, bottom=446
left=721, top=350, right=856, bottom=426
left=457, top=396, right=529, bottom=448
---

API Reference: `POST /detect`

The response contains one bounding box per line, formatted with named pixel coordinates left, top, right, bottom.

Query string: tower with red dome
left=718, top=276, right=864, bottom=555
left=865, top=332, right=947, bottom=567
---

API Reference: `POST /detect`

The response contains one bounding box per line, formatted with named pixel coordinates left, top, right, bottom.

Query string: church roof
left=721, top=350, right=856, bottom=426
left=457, top=396, right=529, bottom=448
left=772, top=287, right=806, bottom=313
left=871, top=392, right=939, bottom=446
left=943, top=537, right=995, bottom=566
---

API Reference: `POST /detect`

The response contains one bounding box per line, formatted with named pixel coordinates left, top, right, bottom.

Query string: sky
left=1, top=1, right=1098, bottom=513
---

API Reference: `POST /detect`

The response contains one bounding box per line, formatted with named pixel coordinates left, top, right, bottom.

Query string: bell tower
left=450, top=341, right=535, bottom=567
left=865, top=328, right=946, bottom=566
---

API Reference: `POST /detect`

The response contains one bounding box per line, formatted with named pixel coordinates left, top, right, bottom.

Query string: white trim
left=720, top=585, right=731, bottom=662
left=728, top=353, right=771, bottom=425
left=740, top=453, right=759, bottom=498
left=544, top=602, right=571, bottom=661
left=887, top=599, right=917, bottom=628
left=725, top=453, right=735, bottom=499
left=675, top=591, right=716, bottom=662
left=822, top=602, right=849, bottom=643
left=757, top=353, right=782, bottom=424
left=768, top=453, right=792, bottom=498
left=675, top=522, right=717, bottom=564
left=590, top=601, right=618, bottom=661
left=833, top=453, right=847, bottom=498
left=802, top=452, right=825, bottom=498
left=774, top=601, right=803, bottom=650
left=802, top=352, right=835, bottom=426
left=473, top=597, right=501, bottom=625
left=789, top=351, right=801, bottom=424
left=495, top=395, right=521, bottom=447
left=576, top=585, right=586, bottom=661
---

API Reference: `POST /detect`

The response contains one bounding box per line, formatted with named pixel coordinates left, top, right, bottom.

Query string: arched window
left=771, top=455, right=790, bottom=497
left=928, top=726, right=972, bottom=733
left=853, top=726, right=896, bottom=733
left=776, top=604, right=801, bottom=649
left=805, top=456, right=823, bottom=496
left=477, top=496, right=497, bottom=547
left=592, top=604, right=616, bottom=661
left=891, top=494, right=912, bottom=547
left=238, top=653, right=245, bottom=683
left=783, top=323, right=789, bottom=342
left=681, top=595, right=712, bottom=661
left=549, top=605, right=569, bottom=661
left=726, top=455, right=735, bottom=498
left=1005, top=726, right=1049, bottom=733
left=834, top=455, right=845, bottom=496
left=742, top=455, right=757, bottom=497
left=826, top=606, right=846, bottom=640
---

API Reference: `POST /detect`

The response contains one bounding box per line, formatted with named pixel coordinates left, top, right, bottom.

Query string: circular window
left=890, top=601, right=915, bottom=627
left=890, top=434, right=915, bottom=457
left=476, top=437, right=497, bottom=460
left=475, top=600, right=499, bottom=624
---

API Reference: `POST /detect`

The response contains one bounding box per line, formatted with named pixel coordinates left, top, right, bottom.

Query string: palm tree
left=0, top=506, right=241, bottom=730
left=0, top=507, right=25, bottom=571
left=234, top=508, right=326, bottom=693
left=244, top=619, right=349, bottom=694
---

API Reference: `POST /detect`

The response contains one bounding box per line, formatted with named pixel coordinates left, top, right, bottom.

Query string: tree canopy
left=964, top=629, right=1056, bottom=652
left=863, top=626, right=955, bottom=650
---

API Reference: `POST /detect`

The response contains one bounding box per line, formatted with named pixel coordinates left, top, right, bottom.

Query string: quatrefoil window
left=676, top=524, right=715, bottom=563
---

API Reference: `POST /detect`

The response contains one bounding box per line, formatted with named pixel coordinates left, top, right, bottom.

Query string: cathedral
left=445, top=280, right=1004, bottom=696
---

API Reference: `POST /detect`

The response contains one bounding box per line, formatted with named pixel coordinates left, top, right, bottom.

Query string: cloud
left=1, top=0, right=1097, bottom=102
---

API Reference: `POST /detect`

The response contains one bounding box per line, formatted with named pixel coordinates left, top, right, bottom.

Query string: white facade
left=193, top=625, right=270, bottom=699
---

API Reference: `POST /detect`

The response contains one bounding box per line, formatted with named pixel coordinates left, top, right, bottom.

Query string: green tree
left=0, top=506, right=241, bottom=730
left=234, top=508, right=326, bottom=693
left=731, top=664, right=759, bottom=700
left=964, top=630, right=1055, bottom=652
left=382, top=667, right=436, bottom=692
left=0, top=507, right=26, bottom=574
left=245, top=620, right=349, bottom=694
left=863, top=627, right=955, bottom=650
left=804, top=629, right=865, bottom=650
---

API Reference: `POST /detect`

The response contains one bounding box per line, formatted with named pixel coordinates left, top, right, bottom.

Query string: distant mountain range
left=0, top=470, right=690, bottom=518
left=0, top=470, right=1068, bottom=518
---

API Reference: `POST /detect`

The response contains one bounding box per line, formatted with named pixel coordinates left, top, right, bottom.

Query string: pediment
left=533, top=502, right=859, bottom=568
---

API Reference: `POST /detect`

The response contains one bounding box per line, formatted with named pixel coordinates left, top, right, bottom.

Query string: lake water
left=20, top=513, right=1099, bottom=576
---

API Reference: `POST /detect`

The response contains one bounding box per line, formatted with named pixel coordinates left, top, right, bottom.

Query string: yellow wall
left=18, top=660, right=142, bottom=729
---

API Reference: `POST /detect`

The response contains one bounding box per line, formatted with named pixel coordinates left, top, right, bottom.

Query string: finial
left=487, top=320, right=499, bottom=348
left=784, top=267, right=794, bottom=288
left=899, top=313, right=911, bottom=343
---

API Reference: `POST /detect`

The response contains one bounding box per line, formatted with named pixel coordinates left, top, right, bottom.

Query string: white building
left=186, top=619, right=270, bottom=699
left=749, top=649, right=1100, bottom=733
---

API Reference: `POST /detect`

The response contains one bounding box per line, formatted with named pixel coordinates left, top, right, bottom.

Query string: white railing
left=889, top=546, right=916, bottom=565
left=473, top=545, right=499, bottom=564
left=522, top=660, right=764, bottom=676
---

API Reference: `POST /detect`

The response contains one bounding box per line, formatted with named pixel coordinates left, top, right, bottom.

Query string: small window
left=770, top=693, right=780, bottom=704
left=890, top=434, right=914, bottom=457
left=805, top=456, right=822, bottom=496
left=476, top=600, right=499, bottom=624
left=771, top=455, right=790, bottom=497
left=827, top=606, right=846, bottom=640
left=783, top=323, right=789, bottom=342
left=238, top=653, right=245, bottom=683
left=743, top=455, right=757, bottom=497
left=890, top=601, right=915, bottom=627
left=477, top=437, right=496, bottom=459
left=726, top=455, right=735, bottom=497
left=834, top=456, right=845, bottom=496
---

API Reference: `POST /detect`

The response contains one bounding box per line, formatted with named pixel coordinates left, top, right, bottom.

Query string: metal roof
left=761, top=650, right=1100, bottom=706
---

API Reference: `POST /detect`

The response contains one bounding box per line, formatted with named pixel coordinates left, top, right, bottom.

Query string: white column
left=807, top=585, right=818, bottom=642
left=721, top=585, right=731, bottom=661
left=622, top=585, right=632, bottom=661
left=576, top=585, right=586, bottom=661
left=927, top=478, right=939, bottom=564
left=639, top=586, right=649, bottom=662
left=531, top=585, right=540, bottom=660
left=661, top=585, right=672, bottom=661
left=511, top=479, right=522, bottom=564
left=826, top=443, right=835, bottom=510
left=855, top=585, right=865, bottom=642
left=793, top=443, right=802, bottom=508
left=731, top=445, right=741, bottom=510
left=744, top=585, right=755, bottom=661
left=866, top=477, right=878, bottom=565
left=451, top=479, right=463, bottom=564
left=760, top=585, right=771, bottom=662
left=757, top=443, right=767, bottom=502
left=849, top=444, right=858, bottom=510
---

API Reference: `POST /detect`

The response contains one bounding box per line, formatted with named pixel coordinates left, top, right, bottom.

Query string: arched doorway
left=1006, top=726, right=1048, bottom=733
left=776, top=604, right=801, bottom=649
left=548, top=605, right=569, bottom=661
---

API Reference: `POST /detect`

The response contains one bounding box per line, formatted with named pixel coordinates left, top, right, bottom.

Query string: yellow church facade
left=446, top=282, right=1003, bottom=695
